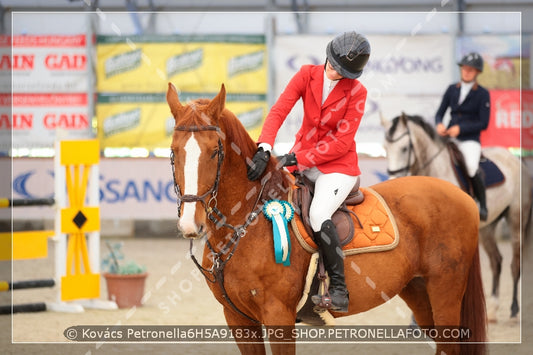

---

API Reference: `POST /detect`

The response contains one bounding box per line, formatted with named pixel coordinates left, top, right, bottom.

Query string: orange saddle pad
left=291, top=187, right=399, bottom=255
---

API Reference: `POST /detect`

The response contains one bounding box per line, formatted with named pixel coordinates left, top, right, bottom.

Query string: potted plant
left=101, top=241, right=148, bottom=309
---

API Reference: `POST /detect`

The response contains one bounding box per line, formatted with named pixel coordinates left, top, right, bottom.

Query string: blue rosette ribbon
left=263, top=200, right=294, bottom=266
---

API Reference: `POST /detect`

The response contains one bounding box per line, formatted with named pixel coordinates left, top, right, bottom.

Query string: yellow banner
left=96, top=93, right=266, bottom=149
left=96, top=35, right=267, bottom=93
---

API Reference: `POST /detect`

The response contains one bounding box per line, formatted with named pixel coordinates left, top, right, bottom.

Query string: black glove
left=247, top=147, right=270, bottom=181
left=277, top=153, right=297, bottom=167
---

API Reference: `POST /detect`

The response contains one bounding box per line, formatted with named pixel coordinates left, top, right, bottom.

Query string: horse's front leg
left=262, top=297, right=297, bottom=355
left=224, top=307, right=266, bottom=355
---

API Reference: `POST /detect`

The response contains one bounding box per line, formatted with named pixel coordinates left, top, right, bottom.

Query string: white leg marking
left=180, top=133, right=201, bottom=234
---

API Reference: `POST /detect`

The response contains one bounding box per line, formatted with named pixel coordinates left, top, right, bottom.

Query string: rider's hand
left=446, top=125, right=460, bottom=138
left=436, top=123, right=448, bottom=136
left=247, top=147, right=270, bottom=181
left=276, top=153, right=297, bottom=167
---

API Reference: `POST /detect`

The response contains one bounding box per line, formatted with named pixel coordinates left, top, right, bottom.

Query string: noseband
left=170, top=125, right=224, bottom=218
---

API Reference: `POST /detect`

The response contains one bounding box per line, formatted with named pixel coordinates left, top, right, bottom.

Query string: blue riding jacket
left=435, top=82, right=491, bottom=142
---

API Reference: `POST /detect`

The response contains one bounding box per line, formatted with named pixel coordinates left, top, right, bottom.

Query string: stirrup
left=311, top=293, right=332, bottom=311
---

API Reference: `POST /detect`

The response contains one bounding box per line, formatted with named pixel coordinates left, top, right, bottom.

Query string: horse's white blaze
left=179, top=133, right=201, bottom=234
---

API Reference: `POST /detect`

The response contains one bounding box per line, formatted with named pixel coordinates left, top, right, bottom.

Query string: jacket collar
left=455, top=81, right=479, bottom=90
left=309, top=65, right=353, bottom=108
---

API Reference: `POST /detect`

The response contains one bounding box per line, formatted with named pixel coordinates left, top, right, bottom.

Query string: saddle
left=291, top=173, right=365, bottom=247
left=288, top=174, right=399, bottom=323
left=447, top=141, right=505, bottom=194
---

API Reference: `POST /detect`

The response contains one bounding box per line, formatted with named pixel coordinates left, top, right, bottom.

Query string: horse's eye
left=401, top=146, right=409, bottom=154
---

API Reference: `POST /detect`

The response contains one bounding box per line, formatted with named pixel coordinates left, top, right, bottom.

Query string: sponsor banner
left=480, top=90, right=520, bottom=149
left=2, top=35, right=89, bottom=93
left=96, top=93, right=267, bottom=149
left=457, top=35, right=525, bottom=89
left=274, top=35, right=453, bottom=99
left=6, top=157, right=389, bottom=220
left=0, top=93, right=92, bottom=150
left=96, top=35, right=266, bottom=93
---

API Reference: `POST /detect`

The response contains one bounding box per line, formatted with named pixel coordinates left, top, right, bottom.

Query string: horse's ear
left=400, top=111, right=408, bottom=125
left=379, top=110, right=389, bottom=128
left=207, top=84, right=226, bottom=123
left=166, top=82, right=183, bottom=120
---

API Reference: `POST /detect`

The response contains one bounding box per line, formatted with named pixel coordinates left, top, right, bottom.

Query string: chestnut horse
left=167, top=83, right=487, bottom=355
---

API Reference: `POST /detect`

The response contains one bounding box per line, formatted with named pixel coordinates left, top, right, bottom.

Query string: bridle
left=385, top=128, right=414, bottom=177
left=385, top=120, right=447, bottom=177
left=170, top=124, right=266, bottom=324
left=171, top=125, right=224, bottom=218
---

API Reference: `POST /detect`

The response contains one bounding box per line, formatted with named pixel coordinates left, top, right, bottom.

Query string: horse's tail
left=460, top=247, right=487, bottom=355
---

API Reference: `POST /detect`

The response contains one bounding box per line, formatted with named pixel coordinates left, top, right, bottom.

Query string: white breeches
left=303, top=167, right=359, bottom=232
left=457, top=140, right=481, bottom=177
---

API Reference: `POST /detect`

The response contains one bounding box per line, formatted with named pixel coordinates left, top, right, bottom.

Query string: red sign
left=480, top=90, right=520, bottom=148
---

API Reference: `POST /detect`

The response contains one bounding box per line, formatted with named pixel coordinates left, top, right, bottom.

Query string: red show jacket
left=258, top=64, right=367, bottom=175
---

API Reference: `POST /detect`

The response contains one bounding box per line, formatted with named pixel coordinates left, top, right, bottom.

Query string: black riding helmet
left=326, top=31, right=370, bottom=79
left=458, top=52, right=484, bottom=72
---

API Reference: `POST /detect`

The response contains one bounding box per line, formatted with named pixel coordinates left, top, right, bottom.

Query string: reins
left=170, top=124, right=265, bottom=324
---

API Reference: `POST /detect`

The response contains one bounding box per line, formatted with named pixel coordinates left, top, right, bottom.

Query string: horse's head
left=167, top=83, right=227, bottom=239
left=381, top=112, right=414, bottom=178
left=381, top=112, right=443, bottom=178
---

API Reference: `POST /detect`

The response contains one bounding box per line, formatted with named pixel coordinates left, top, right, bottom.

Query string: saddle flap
left=332, top=208, right=354, bottom=247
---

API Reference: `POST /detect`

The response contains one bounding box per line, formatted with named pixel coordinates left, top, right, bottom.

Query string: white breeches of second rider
left=457, top=140, right=481, bottom=177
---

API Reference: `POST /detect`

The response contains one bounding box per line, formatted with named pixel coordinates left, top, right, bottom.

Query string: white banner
left=1, top=93, right=92, bottom=150
left=272, top=35, right=453, bottom=154
left=6, top=157, right=389, bottom=220
left=8, top=35, right=89, bottom=93
left=274, top=34, right=453, bottom=97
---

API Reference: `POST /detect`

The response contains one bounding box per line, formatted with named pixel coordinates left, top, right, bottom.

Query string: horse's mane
left=388, top=114, right=441, bottom=143
left=219, top=108, right=259, bottom=161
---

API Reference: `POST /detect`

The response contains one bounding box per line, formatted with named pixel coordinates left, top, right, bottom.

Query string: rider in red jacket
left=247, top=31, right=370, bottom=312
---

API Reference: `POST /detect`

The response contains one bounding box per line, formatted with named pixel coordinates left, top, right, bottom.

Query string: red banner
left=480, top=90, right=520, bottom=149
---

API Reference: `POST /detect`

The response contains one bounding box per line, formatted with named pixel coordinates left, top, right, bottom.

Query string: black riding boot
left=471, top=171, right=488, bottom=221
left=314, top=220, right=349, bottom=312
